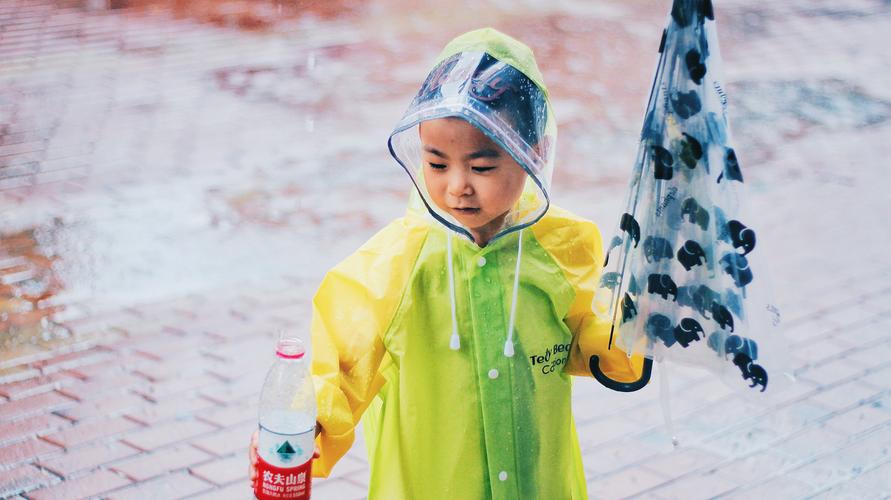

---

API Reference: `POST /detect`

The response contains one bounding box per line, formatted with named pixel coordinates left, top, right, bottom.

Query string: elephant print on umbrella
left=685, top=49, right=706, bottom=85
left=603, top=235, right=624, bottom=266
left=677, top=133, right=703, bottom=169
left=677, top=240, right=707, bottom=271
left=719, top=220, right=756, bottom=255
left=720, top=252, right=753, bottom=287
left=680, top=197, right=709, bottom=230
left=599, top=272, right=622, bottom=290
left=621, top=293, right=638, bottom=323
left=711, top=302, right=734, bottom=331
left=644, top=236, right=673, bottom=263
left=671, top=90, right=702, bottom=119
left=717, top=148, right=744, bottom=183
left=708, top=332, right=759, bottom=360
left=648, top=273, right=678, bottom=301
left=646, top=314, right=676, bottom=347
left=652, top=145, right=674, bottom=180
left=733, top=353, right=768, bottom=392
left=674, top=318, right=704, bottom=347
left=620, top=213, right=641, bottom=248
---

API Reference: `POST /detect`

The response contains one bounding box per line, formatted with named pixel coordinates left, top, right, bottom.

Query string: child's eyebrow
left=423, top=145, right=448, bottom=158
left=422, top=146, right=501, bottom=161
left=465, top=148, right=501, bottom=160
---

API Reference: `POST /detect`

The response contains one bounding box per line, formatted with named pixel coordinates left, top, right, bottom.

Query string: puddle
left=0, top=221, right=73, bottom=355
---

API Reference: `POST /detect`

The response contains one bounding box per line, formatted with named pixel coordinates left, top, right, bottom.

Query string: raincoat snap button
left=488, top=369, right=499, bottom=379
left=498, top=471, right=508, bottom=481
left=477, top=256, right=486, bottom=267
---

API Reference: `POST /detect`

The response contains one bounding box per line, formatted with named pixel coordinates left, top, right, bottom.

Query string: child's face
left=419, top=117, right=527, bottom=245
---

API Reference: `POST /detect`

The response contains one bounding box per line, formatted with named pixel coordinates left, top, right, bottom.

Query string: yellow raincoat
left=311, top=29, right=649, bottom=499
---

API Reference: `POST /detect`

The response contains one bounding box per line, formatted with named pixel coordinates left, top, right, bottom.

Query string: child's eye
left=428, top=163, right=447, bottom=170
left=472, top=166, right=496, bottom=173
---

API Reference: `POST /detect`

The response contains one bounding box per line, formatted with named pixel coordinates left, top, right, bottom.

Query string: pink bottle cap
left=276, top=337, right=305, bottom=359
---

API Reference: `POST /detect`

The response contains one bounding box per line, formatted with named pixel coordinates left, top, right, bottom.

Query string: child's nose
left=447, top=170, right=473, bottom=197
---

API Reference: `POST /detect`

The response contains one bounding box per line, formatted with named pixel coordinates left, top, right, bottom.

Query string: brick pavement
left=2, top=0, right=891, bottom=498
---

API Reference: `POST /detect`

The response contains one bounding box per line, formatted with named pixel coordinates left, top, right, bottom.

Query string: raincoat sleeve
left=536, top=208, right=649, bottom=390
left=310, top=216, right=427, bottom=477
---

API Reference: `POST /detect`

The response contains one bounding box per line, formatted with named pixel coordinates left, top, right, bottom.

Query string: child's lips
left=452, top=207, right=480, bottom=214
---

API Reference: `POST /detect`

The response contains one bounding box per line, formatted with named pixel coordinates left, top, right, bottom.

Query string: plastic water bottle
left=255, top=336, right=316, bottom=500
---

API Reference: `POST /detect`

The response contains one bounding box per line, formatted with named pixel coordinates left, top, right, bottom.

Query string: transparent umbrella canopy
left=595, top=0, right=791, bottom=398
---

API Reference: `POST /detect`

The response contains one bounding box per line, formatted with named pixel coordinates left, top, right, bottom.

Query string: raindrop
left=307, top=53, right=317, bottom=72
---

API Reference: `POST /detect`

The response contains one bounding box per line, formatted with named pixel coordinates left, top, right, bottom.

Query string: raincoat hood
left=388, top=28, right=557, bottom=243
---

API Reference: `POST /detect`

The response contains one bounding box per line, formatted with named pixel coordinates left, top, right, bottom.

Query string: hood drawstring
left=504, top=229, right=523, bottom=357
left=447, top=230, right=461, bottom=350
left=446, top=229, right=524, bottom=357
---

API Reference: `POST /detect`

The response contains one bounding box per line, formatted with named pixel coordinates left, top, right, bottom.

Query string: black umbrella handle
left=588, top=355, right=653, bottom=392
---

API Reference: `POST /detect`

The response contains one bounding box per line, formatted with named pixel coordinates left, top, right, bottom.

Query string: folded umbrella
left=595, top=0, right=791, bottom=397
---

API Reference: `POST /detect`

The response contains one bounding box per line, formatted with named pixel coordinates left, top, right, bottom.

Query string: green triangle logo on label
left=276, top=441, right=296, bottom=461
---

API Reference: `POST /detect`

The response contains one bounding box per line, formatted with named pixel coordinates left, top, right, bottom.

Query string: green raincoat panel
left=311, top=206, right=643, bottom=499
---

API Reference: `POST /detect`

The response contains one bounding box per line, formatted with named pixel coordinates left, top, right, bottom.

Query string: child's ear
left=530, top=136, right=550, bottom=159
left=529, top=136, right=549, bottom=158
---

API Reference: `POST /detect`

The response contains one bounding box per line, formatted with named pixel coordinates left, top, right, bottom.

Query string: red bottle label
left=254, top=455, right=313, bottom=499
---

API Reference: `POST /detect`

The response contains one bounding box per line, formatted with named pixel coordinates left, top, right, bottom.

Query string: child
left=251, top=28, right=648, bottom=499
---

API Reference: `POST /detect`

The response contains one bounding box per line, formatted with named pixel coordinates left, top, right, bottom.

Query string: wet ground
left=2, top=0, right=891, bottom=498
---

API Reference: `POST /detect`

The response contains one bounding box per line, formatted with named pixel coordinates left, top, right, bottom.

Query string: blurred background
left=2, top=0, right=890, bottom=498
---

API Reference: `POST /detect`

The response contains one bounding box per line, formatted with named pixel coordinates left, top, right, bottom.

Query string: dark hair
left=414, top=53, right=548, bottom=147
left=467, top=54, right=548, bottom=146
